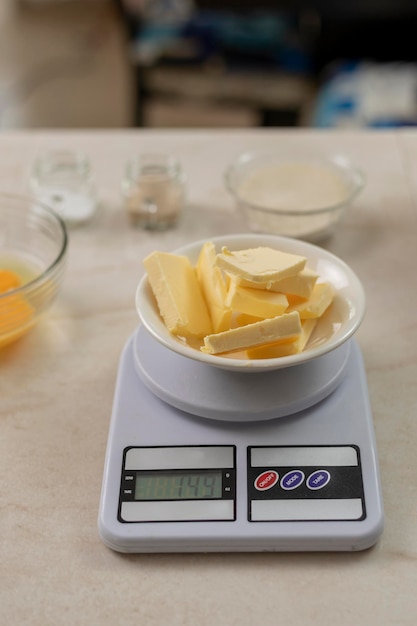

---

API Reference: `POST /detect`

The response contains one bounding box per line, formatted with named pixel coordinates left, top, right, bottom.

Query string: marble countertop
left=1, top=129, right=417, bottom=625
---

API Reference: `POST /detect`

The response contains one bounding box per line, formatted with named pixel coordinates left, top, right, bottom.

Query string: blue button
left=306, top=470, right=331, bottom=490
left=280, top=470, right=305, bottom=491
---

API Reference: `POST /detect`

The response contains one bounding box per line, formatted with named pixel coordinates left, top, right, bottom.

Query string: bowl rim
left=136, top=233, right=367, bottom=372
left=224, top=151, right=366, bottom=216
left=0, top=192, right=68, bottom=300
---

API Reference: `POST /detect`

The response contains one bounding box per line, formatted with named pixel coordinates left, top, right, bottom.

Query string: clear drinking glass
left=29, top=150, right=98, bottom=226
left=122, top=153, right=186, bottom=230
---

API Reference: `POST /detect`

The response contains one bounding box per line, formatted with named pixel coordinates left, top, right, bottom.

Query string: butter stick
left=246, top=318, right=317, bottom=359
left=237, top=267, right=318, bottom=299
left=226, top=276, right=288, bottom=318
left=287, top=282, right=334, bottom=319
left=196, top=241, right=232, bottom=333
left=216, top=246, right=306, bottom=284
left=144, top=251, right=212, bottom=339
left=201, top=311, right=301, bottom=355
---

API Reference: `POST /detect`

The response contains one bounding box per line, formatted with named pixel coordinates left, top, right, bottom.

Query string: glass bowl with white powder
left=225, top=151, right=364, bottom=242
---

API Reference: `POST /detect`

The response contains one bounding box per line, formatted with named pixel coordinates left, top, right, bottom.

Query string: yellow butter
left=246, top=318, right=317, bottom=359
left=216, top=246, right=306, bottom=284
left=236, top=267, right=318, bottom=299
left=144, top=251, right=212, bottom=339
left=287, top=282, right=333, bottom=319
left=234, top=313, right=263, bottom=327
left=202, top=311, right=301, bottom=355
left=226, top=276, right=288, bottom=318
left=196, top=242, right=232, bottom=333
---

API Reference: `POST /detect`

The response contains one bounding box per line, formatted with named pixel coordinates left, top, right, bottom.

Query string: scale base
left=98, top=330, right=384, bottom=553
left=133, top=325, right=351, bottom=421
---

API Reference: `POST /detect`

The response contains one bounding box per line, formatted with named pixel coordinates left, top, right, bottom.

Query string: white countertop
left=1, top=129, right=417, bottom=625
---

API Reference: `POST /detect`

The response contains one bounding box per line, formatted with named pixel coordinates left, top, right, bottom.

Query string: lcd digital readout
left=134, top=471, right=222, bottom=501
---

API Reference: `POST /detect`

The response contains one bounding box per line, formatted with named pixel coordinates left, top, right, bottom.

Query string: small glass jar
left=122, top=153, right=186, bottom=230
left=29, top=150, right=98, bottom=226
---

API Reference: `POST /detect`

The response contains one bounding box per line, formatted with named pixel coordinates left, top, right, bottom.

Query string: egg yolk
left=0, top=269, right=34, bottom=346
left=0, top=269, right=22, bottom=293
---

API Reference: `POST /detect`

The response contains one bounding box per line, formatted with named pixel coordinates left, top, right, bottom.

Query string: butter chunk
left=246, top=318, right=317, bottom=359
left=144, top=251, right=212, bottom=339
left=216, top=246, right=306, bottom=284
left=234, top=313, right=263, bottom=327
left=226, top=276, right=288, bottom=318
left=237, top=267, right=318, bottom=299
left=287, top=282, right=333, bottom=319
left=196, top=242, right=232, bottom=333
left=202, top=311, right=301, bottom=355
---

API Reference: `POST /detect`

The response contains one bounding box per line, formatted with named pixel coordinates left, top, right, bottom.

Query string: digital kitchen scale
left=98, top=326, right=384, bottom=553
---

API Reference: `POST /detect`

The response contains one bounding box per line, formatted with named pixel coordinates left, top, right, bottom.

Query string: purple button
left=306, top=470, right=331, bottom=490
left=280, top=470, right=305, bottom=491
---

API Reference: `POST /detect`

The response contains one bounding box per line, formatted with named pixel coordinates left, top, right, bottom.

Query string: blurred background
left=3, top=0, right=417, bottom=130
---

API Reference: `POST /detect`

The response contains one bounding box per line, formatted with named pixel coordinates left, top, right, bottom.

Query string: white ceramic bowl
left=136, top=233, right=366, bottom=372
left=225, top=152, right=365, bottom=242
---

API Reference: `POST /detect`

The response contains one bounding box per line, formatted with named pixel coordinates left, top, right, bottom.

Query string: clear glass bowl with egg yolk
left=0, top=193, right=67, bottom=348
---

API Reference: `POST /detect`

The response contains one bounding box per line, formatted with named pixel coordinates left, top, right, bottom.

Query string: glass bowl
left=136, top=233, right=366, bottom=372
left=0, top=193, right=68, bottom=348
left=225, top=151, right=365, bottom=242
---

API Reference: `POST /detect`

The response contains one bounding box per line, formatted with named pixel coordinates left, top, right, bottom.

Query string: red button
left=254, top=470, right=279, bottom=491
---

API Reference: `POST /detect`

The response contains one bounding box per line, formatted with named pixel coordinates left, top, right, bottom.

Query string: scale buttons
left=280, top=470, right=305, bottom=490
left=306, top=470, right=331, bottom=490
left=253, top=468, right=332, bottom=492
left=254, top=470, right=279, bottom=491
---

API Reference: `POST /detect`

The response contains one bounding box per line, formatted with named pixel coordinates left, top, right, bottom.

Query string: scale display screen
left=118, top=446, right=236, bottom=521
left=134, top=471, right=223, bottom=501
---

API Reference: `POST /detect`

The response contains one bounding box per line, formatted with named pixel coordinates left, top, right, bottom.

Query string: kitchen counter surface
left=1, top=129, right=416, bottom=626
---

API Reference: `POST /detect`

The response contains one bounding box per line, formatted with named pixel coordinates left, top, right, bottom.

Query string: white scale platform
left=98, top=326, right=384, bottom=553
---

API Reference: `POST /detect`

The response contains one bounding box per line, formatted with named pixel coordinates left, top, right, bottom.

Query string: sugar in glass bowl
left=225, top=151, right=365, bottom=242
left=0, top=193, right=68, bottom=348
